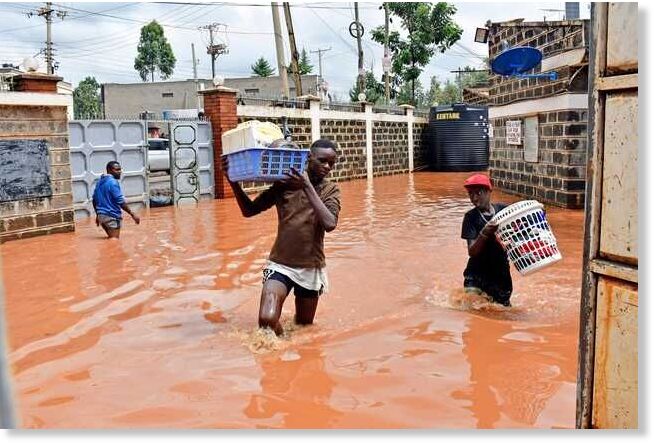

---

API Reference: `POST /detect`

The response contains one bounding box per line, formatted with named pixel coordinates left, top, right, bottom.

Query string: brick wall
left=319, top=119, right=367, bottom=182
left=488, top=20, right=587, bottom=106
left=372, top=121, right=409, bottom=176
left=490, top=109, right=588, bottom=208
left=0, top=105, right=74, bottom=243
left=463, top=88, right=489, bottom=106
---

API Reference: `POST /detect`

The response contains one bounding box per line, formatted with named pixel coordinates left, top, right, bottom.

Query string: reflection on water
left=1, top=172, right=584, bottom=428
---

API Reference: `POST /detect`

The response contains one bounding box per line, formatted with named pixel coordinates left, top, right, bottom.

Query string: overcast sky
left=0, top=0, right=590, bottom=99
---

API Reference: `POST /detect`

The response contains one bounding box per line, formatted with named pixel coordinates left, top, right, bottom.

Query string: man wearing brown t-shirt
left=223, top=139, right=341, bottom=336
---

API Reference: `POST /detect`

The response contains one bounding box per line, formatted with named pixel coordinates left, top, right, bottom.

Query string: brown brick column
left=200, top=86, right=238, bottom=199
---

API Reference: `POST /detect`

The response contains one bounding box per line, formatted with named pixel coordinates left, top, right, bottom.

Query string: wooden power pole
left=271, top=2, right=290, bottom=98
left=282, top=2, right=302, bottom=96
left=354, top=2, right=365, bottom=94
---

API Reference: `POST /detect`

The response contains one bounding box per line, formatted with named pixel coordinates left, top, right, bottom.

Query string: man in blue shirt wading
left=92, top=161, right=140, bottom=239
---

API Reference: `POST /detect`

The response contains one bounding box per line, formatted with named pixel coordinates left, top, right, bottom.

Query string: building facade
left=101, top=75, right=320, bottom=118
left=487, top=19, right=589, bottom=209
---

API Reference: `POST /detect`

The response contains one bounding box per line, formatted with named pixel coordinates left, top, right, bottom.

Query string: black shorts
left=464, top=275, right=512, bottom=306
left=263, top=269, right=323, bottom=299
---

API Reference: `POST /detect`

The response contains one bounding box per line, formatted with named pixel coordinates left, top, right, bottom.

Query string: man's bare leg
left=258, top=279, right=289, bottom=336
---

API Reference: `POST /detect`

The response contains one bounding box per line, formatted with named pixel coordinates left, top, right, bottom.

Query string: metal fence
left=236, top=94, right=310, bottom=109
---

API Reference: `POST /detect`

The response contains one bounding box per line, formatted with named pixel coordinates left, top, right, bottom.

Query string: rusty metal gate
left=577, top=2, right=638, bottom=429
left=69, top=120, right=149, bottom=219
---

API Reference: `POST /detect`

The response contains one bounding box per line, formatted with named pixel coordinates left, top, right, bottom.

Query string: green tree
left=134, top=20, right=176, bottom=82
left=371, top=2, right=462, bottom=105
left=428, top=76, right=459, bottom=105
left=397, top=78, right=427, bottom=107
left=287, top=48, right=314, bottom=75
left=251, top=56, right=275, bottom=77
left=73, top=76, right=101, bottom=119
left=298, top=48, right=314, bottom=75
left=460, top=65, right=489, bottom=89
left=349, top=71, right=384, bottom=103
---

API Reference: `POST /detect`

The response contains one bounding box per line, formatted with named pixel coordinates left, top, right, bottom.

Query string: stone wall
left=0, top=104, right=74, bottom=242
left=488, top=20, right=588, bottom=106
left=487, top=19, right=589, bottom=209
left=463, top=88, right=489, bottom=106
left=372, top=121, right=409, bottom=176
left=490, top=109, right=588, bottom=208
left=319, top=119, right=367, bottom=182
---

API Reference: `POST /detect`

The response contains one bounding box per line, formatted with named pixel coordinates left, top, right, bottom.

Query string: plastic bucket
left=224, top=147, right=310, bottom=182
left=492, top=200, right=562, bottom=275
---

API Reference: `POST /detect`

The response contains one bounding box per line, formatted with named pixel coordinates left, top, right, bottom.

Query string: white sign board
left=506, top=120, right=522, bottom=145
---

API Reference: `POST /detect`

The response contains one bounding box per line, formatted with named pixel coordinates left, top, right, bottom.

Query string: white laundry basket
left=492, top=200, right=562, bottom=275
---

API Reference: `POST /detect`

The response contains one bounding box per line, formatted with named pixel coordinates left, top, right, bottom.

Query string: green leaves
left=251, top=56, right=275, bottom=77
left=349, top=71, right=384, bottom=104
left=134, top=20, right=176, bottom=82
left=371, top=2, right=463, bottom=105
left=73, top=76, right=101, bottom=119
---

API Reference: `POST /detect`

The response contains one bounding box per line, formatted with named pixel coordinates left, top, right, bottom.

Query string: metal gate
left=69, top=120, right=148, bottom=219
left=168, top=122, right=200, bottom=205
left=577, top=2, right=638, bottom=429
left=196, top=120, right=214, bottom=199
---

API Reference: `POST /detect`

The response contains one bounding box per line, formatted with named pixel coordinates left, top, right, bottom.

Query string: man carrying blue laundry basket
left=222, top=139, right=341, bottom=336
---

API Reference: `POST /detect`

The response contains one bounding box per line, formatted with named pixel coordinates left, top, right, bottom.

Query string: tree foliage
left=251, top=56, right=275, bottom=77
left=287, top=48, right=314, bottom=75
left=426, top=76, right=459, bottom=105
left=349, top=71, right=385, bottom=103
left=371, top=2, right=462, bottom=105
left=73, top=76, right=101, bottom=119
left=134, top=20, right=176, bottom=82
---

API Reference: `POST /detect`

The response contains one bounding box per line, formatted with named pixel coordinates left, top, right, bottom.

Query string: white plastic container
left=221, top=120, right=284, bottom=154
left=492, top=200, right=562, bottom=275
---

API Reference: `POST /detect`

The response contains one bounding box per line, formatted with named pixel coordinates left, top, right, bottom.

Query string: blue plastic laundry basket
left=224, top=147, right=310, bottom=182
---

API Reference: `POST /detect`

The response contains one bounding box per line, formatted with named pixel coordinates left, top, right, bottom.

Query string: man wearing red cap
left=461, top=173, right=512, bottom=306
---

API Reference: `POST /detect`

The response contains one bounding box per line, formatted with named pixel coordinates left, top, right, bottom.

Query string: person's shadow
left=243, top=344, right=343, bottom=428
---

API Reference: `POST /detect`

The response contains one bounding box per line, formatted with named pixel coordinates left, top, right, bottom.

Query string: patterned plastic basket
left=224, top=147, right=310, bottom=182
left=492, top=200, right=562, bottom=275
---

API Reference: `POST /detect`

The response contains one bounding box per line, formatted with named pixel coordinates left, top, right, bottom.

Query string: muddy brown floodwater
left=1, top=172, right=585, bottom=428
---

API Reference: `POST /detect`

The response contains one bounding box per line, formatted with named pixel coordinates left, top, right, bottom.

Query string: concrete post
left=298, top=94, right=321, bottom=143
left=400, top=104, right=415, bottom=172
left=364, top=102, right=373, bottom=179
left=199, top=86, right=239, bottom=199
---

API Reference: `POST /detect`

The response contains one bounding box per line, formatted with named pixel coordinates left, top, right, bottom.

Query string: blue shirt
left=93, top=175, right=125, bottom=219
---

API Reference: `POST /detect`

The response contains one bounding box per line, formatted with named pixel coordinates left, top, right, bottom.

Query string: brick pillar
left=200, top=86, right=238, bottom=199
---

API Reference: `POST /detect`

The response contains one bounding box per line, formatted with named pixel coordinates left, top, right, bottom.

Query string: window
left=524, top=116, right=539, bottom=162
left=162, top=92, right=174, bottom=98
left=244, top=88, right=259, bottom=95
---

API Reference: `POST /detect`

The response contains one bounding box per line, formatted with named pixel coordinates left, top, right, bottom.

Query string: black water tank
left=428, top=104, right=489, bottom=171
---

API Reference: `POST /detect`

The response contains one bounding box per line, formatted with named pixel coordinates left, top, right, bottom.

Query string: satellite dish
left=491, top=46, right=558, bottom=81
left=22, top=56, right=40, bottom=72
left=491, top=46, right=542, bottom=76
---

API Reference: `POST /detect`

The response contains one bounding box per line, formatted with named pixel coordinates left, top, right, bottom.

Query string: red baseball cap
left=464, top=173, right=492, bottom=190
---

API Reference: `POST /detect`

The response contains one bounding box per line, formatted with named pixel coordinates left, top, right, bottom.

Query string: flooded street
left=1, top=172, right=584, bottom=428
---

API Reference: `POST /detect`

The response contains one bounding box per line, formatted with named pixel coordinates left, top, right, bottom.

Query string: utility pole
left=200, top=23, right=227, bottom=78
left=309, top=47, right=331, bottom=79
left=450, top=67, right=489, bottom=102
left=354, top=2, right=365, bottom=94
left=191, top=43, right=200, bottom=111
left=191, top=43, right=198, bottom=81
left=28, top=2, right=67, bottom=75
left=282, top=2, right=302, bottom=96
left=271, top=2, right=290, bottom=98
left=383, top=2, right=390, bottom=104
